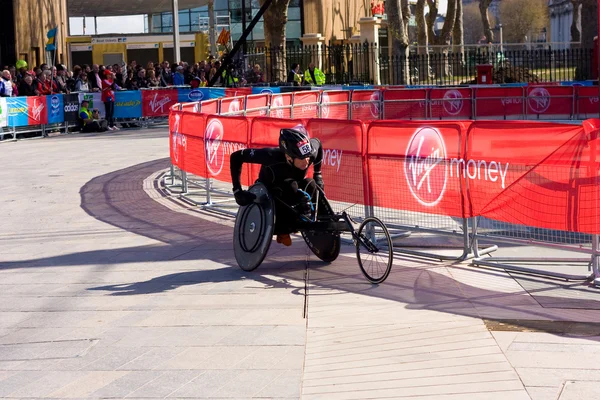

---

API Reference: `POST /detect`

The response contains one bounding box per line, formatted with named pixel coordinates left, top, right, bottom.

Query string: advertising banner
left=251, top=87, right=280, bottom=95
left=319, top=90, right=350, bottom=120
left=7, top=97, right=48, bottom=127
left=114, top=90, right=142, bottom=118
left=142, top=89, right=178, bottom=117
left=0, top=98, right=7, bottom=127
left=46, top=94, right=64, bottom=124
left=526, top=86, right=574, bottom=119
left=474, top=87, right=524, bottom=119
left=382, top=89, right=428, bottom=120
left=245, top=94, right=269, bottom=117
left=429, top=88, right=473, bottom=119
left=351, top=89, right=382, bottom=121
left=79, top=92, right=105, bottom=118
left=178, top=88, right=207, bottom=103
left=225, top=87, right=252, bottom=98
left=63, top=93, right=80, bottom=122
left=203, top=115, right=250, bottom=185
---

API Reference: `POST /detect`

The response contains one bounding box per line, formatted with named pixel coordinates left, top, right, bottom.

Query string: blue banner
left=177, top=87, right=227, bottom=102
left=7, top=97, right=29, bottom=127
left=114, top=90, right=142, bottom=118
left=251, top=87, right=281, bottom=95
left=46, top=95, right=64, bottom=124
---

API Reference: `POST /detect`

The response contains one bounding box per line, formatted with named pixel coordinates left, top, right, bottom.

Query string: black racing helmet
left=279, top=125, right=312, bottom=159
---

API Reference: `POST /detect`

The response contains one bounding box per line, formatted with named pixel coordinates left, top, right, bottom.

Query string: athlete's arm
left=230, top=148, right=276, bottom=191
left=311, top=138, right=324, bottom=189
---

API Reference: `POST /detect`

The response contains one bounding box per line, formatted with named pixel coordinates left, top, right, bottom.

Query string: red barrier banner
left=320, top=90, right=350, bottom=120
left=526, top=86, right=573, bottom=119
left=307, top=119, right=366, bottom=206
left=466, top=120, right=597, bottom=233
left=245, top=94, right=269, bottom=117
left=382, top=89, right=427, bottom=120
left=28, top=96, right=48, bottom=126
left=180, top=102, right=200, bottom=113
left=474, top=87, right=524, bottom=119
left=248, top=117, right=306, bottom=181
left=219, top=96, right=245, bottom=115
left=292, top=91, right=320, bottom=119
left=576, top=86, right=600, bottom=119
left=367, top=121, right=468, bottom=217
left=200, top=99, right=219, bottom=115
left=429, top=88, right=473, bottom=119
left=351, top=89, right=381, bottom=121
left=269, top=93, right=292, bottom=119
left=204, top=115, right=250, bottom=186
left=143, top=89, right=178, bottom=116
left=225, top=87, right=252, bottom=97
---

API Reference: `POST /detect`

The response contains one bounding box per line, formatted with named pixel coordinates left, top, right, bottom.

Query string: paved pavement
left=2, top=129, right=600, bottom=399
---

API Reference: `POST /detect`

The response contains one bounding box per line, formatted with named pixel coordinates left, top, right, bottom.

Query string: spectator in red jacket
left=101, top=70, right=121, bottom=131
left=37, top=70, right=58, bottom=95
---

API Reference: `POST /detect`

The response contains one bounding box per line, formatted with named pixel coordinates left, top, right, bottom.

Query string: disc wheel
left=355, top=217, right=393, bottom=284
left=301, top=193, right=340, bottom=263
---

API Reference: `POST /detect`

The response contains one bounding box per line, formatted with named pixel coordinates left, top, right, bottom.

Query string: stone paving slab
left=3, top=129, right=600, bottom=399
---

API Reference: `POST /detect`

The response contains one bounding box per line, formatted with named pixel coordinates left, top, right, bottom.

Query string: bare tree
left=259, top=0, right=291, bottom=82
left=464, top=2, right=495, bottom=44
left=453, top=0, right=464, bottom=53
left=426, top=0, right=458, bottom=80
left=415, top=0, right=428, bottom=53
left=386, top=0, right=411, bottom=83
left=581, top=0, right=598, bottom=49
left=499, top=0, right=548, bottom=44
left=479, top=0, right=494, bottom=43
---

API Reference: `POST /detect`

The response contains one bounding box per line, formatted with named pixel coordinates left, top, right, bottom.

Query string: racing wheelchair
left=233, top=182, right=394, bottom=284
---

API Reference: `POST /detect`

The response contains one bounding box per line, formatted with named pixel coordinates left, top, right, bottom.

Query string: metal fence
left=243, top=44, right=594, bottom=86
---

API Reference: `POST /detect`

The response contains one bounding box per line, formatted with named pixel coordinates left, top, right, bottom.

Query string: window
left=214, top=0, right=228, bottom=10
left=288, top=7, right=301, bottom=20
left=179, top=11, right=190, bottom=26
left=162, top=13, right=173, bottom=28
left=287, top=21, right=301, bottom=39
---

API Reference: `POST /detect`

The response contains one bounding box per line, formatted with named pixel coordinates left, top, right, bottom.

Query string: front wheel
left=355, top=217, right=393, bottom=284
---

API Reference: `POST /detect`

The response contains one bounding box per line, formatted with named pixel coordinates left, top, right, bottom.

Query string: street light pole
left=172, top=0, right=181, bottom=63
left=499, top=24, right=503, bottom=52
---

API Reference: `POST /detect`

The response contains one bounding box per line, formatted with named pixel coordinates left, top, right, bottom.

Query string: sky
left=68, top=1, right=448, bottom=36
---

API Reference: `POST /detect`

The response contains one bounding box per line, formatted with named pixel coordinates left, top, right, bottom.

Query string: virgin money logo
left=171, top=114, right=186, bottom=163
left=271, top=95, right=284, bottom=119
left=32, top=98, right=44, bottom=121
left=321, top=92, right=330, bottom=118
left=404, top=127, right=448, bottom=207
left=370, top=91, right=380, bottom=118
left=528, top=87, right=551, bottom=113
left=150, top=92, right=171, bottom=113
left=228, top=99, right=241, bottom=113
left=442, top=90, right=464, bottom=116
left=204, top=119, right=225, bottom=176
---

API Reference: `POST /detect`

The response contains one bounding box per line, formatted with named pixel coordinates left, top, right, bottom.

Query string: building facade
left=0, top=0, right=69, bottom=68
left=549, top=0, right=580, bottom=48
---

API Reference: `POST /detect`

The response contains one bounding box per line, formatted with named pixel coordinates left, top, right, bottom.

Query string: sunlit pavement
left=2, top=129, right=600, bottom=399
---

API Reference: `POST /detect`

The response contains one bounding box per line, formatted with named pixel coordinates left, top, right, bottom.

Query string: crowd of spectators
left=0, top=56, right=267, bottom=98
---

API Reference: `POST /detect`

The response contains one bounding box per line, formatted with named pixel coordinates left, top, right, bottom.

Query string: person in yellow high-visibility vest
left=303, top=63, right=326, bottom=86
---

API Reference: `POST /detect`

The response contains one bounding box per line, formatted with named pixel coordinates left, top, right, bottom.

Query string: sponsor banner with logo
left=429, top=88, right=473, bottom=119
left=575, top=86, right=600, bottom=119
left=474, top=87, right=525, bottom=119
left=382, top=89, right=428, bottom=120
left=204, top=115, right=250, bottom=185
left=225, top=88, right=252, bottom=98
left=367, top=121, right=467, bottom=218
left=291, top=91, right=320, bottom=119
left=466, top=120, right=598, bottom=233
left=142, top=89, right=178, bottom=117
left=78, top=92, right=105, bottom=118
left=269, top=93, right=292, bottom=119
left=251, top=87, right=280, bottom=95
left=306, top=119, right=365, bottom=205
left=63, top=93, right=80, bottom=122
left=6, top=97, right=48, bottom=127
left=526, top=86, right=574, bottom=119
left=178, top=88, right=206, bottom=103
left=114, top=90, right=143, bottom=118
left=319, top=90, right=350, bottom=120
left=46, top=95, right=64, bottom=124
left=0, top=98, right=7, bottom=127
left=351, top=89, right=382, bottom=121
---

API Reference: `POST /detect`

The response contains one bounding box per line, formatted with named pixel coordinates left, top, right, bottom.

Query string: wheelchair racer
left=230, top=125, right=324, bottom=246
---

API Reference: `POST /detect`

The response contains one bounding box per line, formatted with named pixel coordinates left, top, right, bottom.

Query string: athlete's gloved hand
left=233, top=189, right=256, bottom=206
left=313, top=173, right=324, bottom=191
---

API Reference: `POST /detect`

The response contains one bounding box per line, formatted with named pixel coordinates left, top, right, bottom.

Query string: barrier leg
left=593, top=235, right=600, bottom=287
left=206, top=177, right=212, bottom=205
left=181, top=171, right=188, bottom=194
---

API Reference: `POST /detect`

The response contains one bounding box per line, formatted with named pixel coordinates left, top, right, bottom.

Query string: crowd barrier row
left=168, top=93, right=600, bottom=284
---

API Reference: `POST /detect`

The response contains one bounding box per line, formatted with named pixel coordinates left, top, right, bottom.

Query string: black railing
left=242, top=44, right=594, bottom=86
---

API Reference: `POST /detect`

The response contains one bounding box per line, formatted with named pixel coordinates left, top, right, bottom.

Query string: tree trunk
left=479, top=0, right=494, bottom=43
left=386, top=0, right=410, bottom=84
left=453, top=0, right=464, bottom=79
left=581, top=0, right=597, bottom=49
left=427, top=0, right=457, bottom=82
left=415, top=0, right=430, bottom=82
left=570, top=0, right=582, bottom=42
left=261, top=0, right=290, bottom=82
